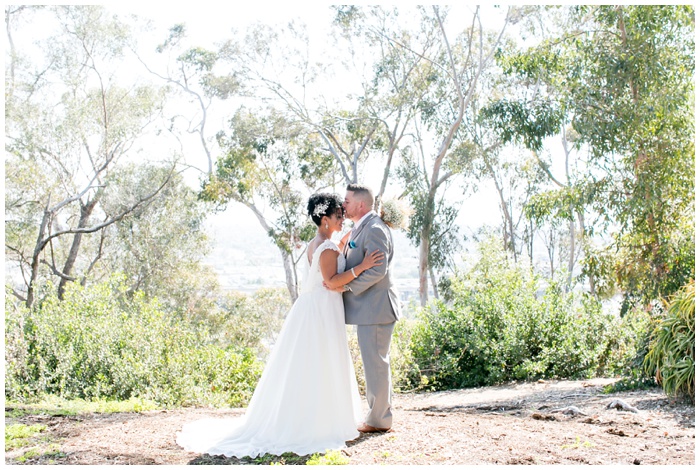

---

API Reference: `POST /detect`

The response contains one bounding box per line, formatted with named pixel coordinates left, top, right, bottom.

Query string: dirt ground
left=5, top=378, right=694, bottom=465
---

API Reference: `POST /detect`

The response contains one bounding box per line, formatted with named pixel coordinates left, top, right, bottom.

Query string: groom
left=342, top=183, right=401, bottom=433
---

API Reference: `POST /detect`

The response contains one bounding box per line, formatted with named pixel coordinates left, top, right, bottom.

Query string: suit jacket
left=343, top=212, right=401, bottom=325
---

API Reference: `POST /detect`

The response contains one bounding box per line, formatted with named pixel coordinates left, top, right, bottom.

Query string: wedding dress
left=176, top=239, right=363, bottom=458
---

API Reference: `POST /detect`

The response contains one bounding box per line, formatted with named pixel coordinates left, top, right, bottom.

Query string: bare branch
left=40, top=259, right=77, bottom=281
left=48, top=142, right=122, bottom=214
left=10, top=288, right=27, bottom=302
left=42, top=164, right=175, bottom=246
left=532, top=150, right=566, bottom=188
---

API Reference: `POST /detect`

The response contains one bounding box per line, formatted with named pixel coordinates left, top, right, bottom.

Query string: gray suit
left=343, top=212, right=401, bottom=429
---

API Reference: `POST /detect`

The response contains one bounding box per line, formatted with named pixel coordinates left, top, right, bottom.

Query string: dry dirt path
left=5, top=378, right=694, bottom=465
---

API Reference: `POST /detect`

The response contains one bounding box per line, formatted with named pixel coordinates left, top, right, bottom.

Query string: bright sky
left=110, top=2, right=339, bottom=44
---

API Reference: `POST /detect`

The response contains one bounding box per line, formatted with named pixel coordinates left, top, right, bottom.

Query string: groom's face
left=343, top=191, right=362, bottom=222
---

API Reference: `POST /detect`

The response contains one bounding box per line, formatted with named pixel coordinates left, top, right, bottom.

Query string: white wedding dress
left=177, top=240, right=363, bottom=458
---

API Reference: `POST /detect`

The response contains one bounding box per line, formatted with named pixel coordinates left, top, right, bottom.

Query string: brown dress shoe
left=357, top=422, right=391, bottom=433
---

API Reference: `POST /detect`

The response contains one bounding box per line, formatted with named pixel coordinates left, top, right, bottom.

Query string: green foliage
left=490, top=5, right=695, bottom=304
left=200, top=288, right=290, bottom=359
left=480, top=99, right=564, bottom=152
left=4, top=277, right=263, bottom=407
left=201, top=107, right=329, bottom=269
left=5, top=423, right=46, bottom=451
left=408, top=237, right=645, bottom=390
left=5, top=396, right=159, bottom=419
left=398, top=153, right=462, bottom=274
left=644, top=280, right=695, bottom=399
left=389, top=318, right=421, bottom=391
left=306, top=450, right=350, bottom=465
left=602, top=375, right=657, bottom=394
left=100, top=166, right=216, bottom=317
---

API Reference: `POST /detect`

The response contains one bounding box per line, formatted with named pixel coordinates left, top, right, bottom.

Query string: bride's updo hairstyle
left=307, top=193, right=344, bottom=226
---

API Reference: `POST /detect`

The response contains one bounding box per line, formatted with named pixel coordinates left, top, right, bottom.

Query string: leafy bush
left=5, top=423, right=46, bottom=451
left=307, top=450, right=351, bottom=465
left=213, top=288, right=290, bottom=359
left=644, top=280, right=695, bottom=399
left=4, top=277, right=263, bottom=407
left=408, top=237, right=645, bottom=390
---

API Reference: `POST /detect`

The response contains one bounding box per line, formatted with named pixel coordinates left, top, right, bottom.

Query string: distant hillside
left=202, top=206, right=420, bottom=297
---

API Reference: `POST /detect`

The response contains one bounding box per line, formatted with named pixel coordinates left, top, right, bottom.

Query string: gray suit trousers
left=357, top=323, right=394, bottom=429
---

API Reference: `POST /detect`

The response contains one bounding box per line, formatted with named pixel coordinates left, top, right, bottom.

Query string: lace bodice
left=301, top=240, right=345, bottom=294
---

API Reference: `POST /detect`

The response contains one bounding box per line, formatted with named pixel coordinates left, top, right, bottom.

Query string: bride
left=176, top=193, right=383, bottom=458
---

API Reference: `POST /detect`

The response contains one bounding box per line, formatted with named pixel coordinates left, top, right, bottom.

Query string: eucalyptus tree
left=200, top=107, right=330, bottom=301
left=385, top=5, right=515, bottom=305
left=332, top=6, right=441, bottom=206
left=196, top=14, right=429, bottom=300
left=218, top=19, right=382, bottom=188
left=141, top=23, right=242, bottom=177
left=481, top=5, right=695, bottom=304
left=479, top=7, right=586, bottom=287
left=144, top=19, right=350, bottom=299
left=99, top=165, right=216, bottom=317
left=4, top=5, right=176, bottom=308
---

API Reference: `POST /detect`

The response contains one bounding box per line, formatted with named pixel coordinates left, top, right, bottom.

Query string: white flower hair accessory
left=313, top=201, right=330, bottom=218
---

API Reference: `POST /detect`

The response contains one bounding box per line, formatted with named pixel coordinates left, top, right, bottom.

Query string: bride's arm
left=319, top=248, right=384, bottom=289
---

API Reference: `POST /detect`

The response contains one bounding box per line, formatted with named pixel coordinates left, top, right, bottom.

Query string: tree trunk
left=418, top=186, right=437, bottom=306
left=280, top=248, right=298, bottom=302
left=488, top=162, right=516, bottom=261
left=429, top=266, right=440, bottom=300
left=418, top=232, right=430, bottom=307
left=58, top=198, right=98, bottom=299
left=26, top=208, right=51, bottom=309
left=567, top=218, right=576, bottom=290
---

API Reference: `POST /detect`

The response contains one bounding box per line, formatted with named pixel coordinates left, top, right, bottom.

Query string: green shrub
left=4, top=276, right=262, bottom=407
left=307, top=450, right=350, bottom=465
left=5, top=423, right=46, bottom=451
left=408, top=237, right=645, bottom=390
left=644, top=280, right=695, bottom=399
left=214, top=288, right=290, bottom=358
left=389, top=318, right=421, bottom=391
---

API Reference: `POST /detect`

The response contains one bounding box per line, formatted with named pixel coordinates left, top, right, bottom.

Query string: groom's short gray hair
left=346, top=184, right=374, bottom=208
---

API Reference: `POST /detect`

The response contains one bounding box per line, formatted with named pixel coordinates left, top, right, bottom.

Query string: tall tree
left=200, top=107, right=329, bottom=301
left=221, top=19, right=380, bottom=187
left=332, top=5, right=440, bottom=205
left=141, top=23, right=242, bottom=178
left=483, top=5, right=695, bottom=304
left=480, top=27, right=585, bottom=284
left=571, top=5, right=694, bottom=304
left=99, top=165, right=215, bottom=316
left=392, top=5, right=515, bottom=305
left=5, top=5, right=174, bottom=308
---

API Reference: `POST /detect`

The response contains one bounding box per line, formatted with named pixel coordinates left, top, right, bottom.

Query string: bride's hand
left=323, top=281, right=346, bottom=292
left=339, top=230, right=352, bottom=251
left=359, top=249, right=384, bottom=272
